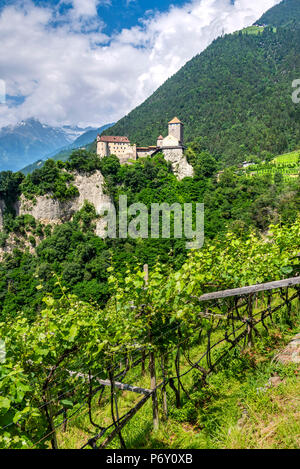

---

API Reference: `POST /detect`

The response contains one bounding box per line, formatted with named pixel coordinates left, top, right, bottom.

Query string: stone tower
left=168, top=117, right=184, bottom=145
left=157, top=135, right=163, bottom=148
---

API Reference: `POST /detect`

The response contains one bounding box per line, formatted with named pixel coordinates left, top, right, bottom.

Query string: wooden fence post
left=161, top=354, right=168, bottom=419
left=44, top=388, right=59, bottom=449
left=247, top=294, right=253, bottom=347
left=141, top=350, right=146, bottom=375
left=144, top=264, right=159, bottom=430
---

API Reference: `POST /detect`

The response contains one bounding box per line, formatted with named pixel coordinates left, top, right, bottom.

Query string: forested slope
left=257, top=0, right=300, bottom=29
left=104, top=8, right=300, bottom=165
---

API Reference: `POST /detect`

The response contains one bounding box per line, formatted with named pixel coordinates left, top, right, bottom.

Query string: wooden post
left=63, top=408, right=67, bottom=433
left=149, top=349, right=159, bottom=430
left=161, top=355, right=168, bottom=420
left=247, top=294, right=253, bottom=347
left=141, top=350, right=146, bottom=375
left=144, top=264, right=159, bottom=431
left=175, top=341, right=181, bottom=406
left=109, top=369, right=126, bottom=449
left=45, top=388, right=58, bottom=449
left=114, top=392, right=120, bottom=422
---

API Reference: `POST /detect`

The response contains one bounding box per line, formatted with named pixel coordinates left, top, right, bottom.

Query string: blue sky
left=33, top=0, right=189, bottom=34
left=1, top=0, right=189, bottom=34
left=0, top=0, right=281, bottom=129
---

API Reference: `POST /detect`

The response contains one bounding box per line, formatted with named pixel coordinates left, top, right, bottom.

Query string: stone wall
left=137, top=149, right=156, bottom=158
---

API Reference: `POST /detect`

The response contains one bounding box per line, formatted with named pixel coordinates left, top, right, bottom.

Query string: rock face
left=163, top=148, right=194, bottom=180
left=0, top=170, right=112, bottom=238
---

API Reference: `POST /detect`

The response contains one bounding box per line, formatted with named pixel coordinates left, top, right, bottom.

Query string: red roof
left=157, top=135, right=163, bottom=140
left=99, top=136, right=130, bottom=143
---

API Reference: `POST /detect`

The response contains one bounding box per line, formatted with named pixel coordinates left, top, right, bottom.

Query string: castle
left=96, top=117, right=193, bottom=180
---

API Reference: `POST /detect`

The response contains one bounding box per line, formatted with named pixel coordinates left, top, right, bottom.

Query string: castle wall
left=97, top=141, right=109, bottom=158
left=137, top=148, right=158, bottom=158
left=97, top=140, right=136, bottom=163
left=162, top=134, right=179, bottom=147
left=117, top=144, right=137, bottom=164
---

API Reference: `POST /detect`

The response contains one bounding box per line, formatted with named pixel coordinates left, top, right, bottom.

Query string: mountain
left=20, top=123, right=114, bottom=174
left=103, top=0, right=300, bottom=165
left=71, top=123, right=114, bottom=148
left=61, top=125, right=94, bottom=142
left=0, top=118, right=96, bottom=172
left=0, top=118, right=70, bottom=171
left=256, top=0, right=300, bottom=29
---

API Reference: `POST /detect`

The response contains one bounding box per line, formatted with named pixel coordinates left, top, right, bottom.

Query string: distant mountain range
left=20, top=123, right=114, bottom=175
left=103, top=0, right=300, bottom=166
left=0, top=118, right=114, bottom=173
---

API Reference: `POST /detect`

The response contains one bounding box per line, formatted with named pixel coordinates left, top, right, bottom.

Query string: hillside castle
left=96, top=117, right=193, bottom=180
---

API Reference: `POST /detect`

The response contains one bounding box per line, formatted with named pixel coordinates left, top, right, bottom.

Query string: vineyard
left=244, top=150, right=300, bottom=182
left=1, top=219, right=300, bottom=449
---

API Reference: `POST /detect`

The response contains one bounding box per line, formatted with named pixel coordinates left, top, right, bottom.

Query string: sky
left=0, top=0, right=281, bottom=129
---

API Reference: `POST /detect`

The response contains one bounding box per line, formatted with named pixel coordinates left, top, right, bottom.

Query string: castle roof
left=157, top=135, right=163, bottom=140
left=168, top=117, right=183, bottom=124
left=99, top=136, right=130, bottom=143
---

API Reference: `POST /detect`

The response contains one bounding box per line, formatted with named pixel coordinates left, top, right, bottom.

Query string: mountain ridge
left=102, top=0, right=300, bottom=165
left=256, top=0, right=300, bottom=29
left=0, top=118, right=95, bottom=172
left=20, top=122, right=115, bottom=175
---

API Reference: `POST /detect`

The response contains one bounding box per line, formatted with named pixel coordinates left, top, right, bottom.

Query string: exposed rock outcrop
left=17, top=170, right=111, bottom=235
left=0, top=170, right=112, bottom=257
left=163, top=148, right=194, bottom=180
left=0, top=199, right=5, bottom=231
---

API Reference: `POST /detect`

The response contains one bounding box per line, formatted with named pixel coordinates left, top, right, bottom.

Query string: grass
left=241, top=26, right=265, bottom=35
left=235, top=26, right=277, bottom=36
left=221, top=378, right=300, bottom=449
left=56, top=302, right=300, bottom=450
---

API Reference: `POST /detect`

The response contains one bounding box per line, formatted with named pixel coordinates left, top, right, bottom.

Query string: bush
left=20, top=159, right=79, bottom=202
left=66, top=149, right=101, bottom=174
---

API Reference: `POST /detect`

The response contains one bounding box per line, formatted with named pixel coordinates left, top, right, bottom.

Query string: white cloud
left=0, top=0, right=281, bottom=129
left=66, top=0, right=111, bottom=18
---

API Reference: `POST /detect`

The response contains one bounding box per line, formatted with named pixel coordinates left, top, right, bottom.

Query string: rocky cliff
left=0, top=170, right=111, bottom=256
left=18, top=170, right=111, bottom=234
left=162, top=148, right=194, bottom=180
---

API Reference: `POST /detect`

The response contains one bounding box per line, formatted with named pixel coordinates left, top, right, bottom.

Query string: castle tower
left=157, top=135, right=163, bottom=148
left=168, top=117, right=184, bottom=146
